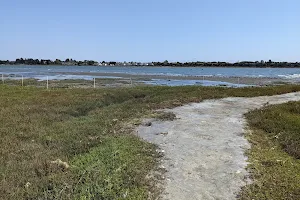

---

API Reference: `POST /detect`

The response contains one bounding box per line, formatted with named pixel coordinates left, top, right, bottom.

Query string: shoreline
left=2, top=71, right=299, bottom=87
left=2, top=64, right=300, bottom=68
left=54, top=72, right=292, bottom=85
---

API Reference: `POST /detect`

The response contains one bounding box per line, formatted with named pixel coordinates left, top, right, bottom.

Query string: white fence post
left=2, top=74, right=3, bottom=84
left=47, top=76, right=49, bottom=89
left=94, top=78, right=96, bottom=88
left=22, top=75, right=23, bottom=87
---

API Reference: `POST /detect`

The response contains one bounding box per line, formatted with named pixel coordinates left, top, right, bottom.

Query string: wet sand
left=54, top=71, right=294, bottom=86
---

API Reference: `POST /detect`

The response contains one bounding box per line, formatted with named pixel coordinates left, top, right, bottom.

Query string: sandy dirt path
left=137, top=92, right=300, bottom=200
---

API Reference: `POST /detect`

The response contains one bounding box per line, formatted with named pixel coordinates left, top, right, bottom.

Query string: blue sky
left=1, top=0, right=299, bottom=62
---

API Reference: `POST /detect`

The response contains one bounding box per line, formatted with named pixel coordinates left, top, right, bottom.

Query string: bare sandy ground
left=137, top=92, right=300, bottom=200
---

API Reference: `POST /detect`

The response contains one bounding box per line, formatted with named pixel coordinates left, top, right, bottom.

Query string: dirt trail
left=137, top=92, right=300, bottom=200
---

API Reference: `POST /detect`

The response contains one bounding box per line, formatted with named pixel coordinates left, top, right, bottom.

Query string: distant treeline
left=153, top=60, right=300, bottom=68
left=0, top=58, right=99, bottom=66
left=1, top=58, right=300, bottom=68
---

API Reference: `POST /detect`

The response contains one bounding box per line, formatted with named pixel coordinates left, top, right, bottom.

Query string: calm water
left=1, top=65, right=300, bottom=78
left=1, top=65, right=300, bottom=86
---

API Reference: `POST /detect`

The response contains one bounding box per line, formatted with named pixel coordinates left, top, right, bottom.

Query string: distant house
left=41, top=59, right=51, bottom=65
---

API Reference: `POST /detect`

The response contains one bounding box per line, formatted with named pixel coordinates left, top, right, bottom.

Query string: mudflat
left=58, top=71, right=288, bottom=86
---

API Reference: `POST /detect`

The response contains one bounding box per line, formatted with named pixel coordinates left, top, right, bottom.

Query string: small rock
left=156, top=149, right=165, bottom=154
left=142, top=121, right=152, bottom=126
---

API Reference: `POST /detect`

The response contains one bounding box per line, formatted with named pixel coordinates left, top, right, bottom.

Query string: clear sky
left=1, top=0, right=299, bottom=62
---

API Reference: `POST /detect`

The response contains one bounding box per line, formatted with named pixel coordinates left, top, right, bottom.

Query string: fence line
left=0, top=73, right=246, bottom=88
left=0, top=74, right=136, bottom=89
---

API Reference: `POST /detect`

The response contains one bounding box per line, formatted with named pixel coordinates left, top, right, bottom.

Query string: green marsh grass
left=1, top=84, right=300, bottom=199
left=240, top=102, right=300, bottom=200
